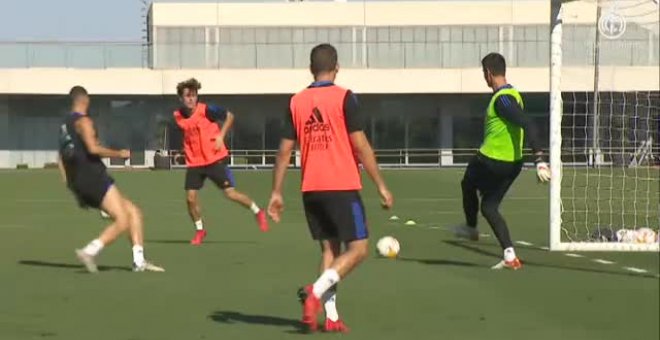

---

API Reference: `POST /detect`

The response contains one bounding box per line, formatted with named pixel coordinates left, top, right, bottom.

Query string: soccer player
left=452, top=53, right=551, bottom=270
left=174, top=78, right=269, bottom=245
left=268, top=44, right=394, bottom=332
left=58, top=86, right=164, bottom=273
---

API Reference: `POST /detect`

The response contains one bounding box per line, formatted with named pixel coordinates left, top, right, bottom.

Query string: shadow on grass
left=442, top=240, right=658, bottom=279
left=397, top=257, right=479, bottom=267
left=18, top=260, right=131, bottom=273
left=147, top=239, right=257, bottom=245
left=209, top=310, right=306, bottom=334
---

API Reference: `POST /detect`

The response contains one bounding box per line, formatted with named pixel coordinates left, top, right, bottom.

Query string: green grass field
left=0, top=169, right=657, bottom=340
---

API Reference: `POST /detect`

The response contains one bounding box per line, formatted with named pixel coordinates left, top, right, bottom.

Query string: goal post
left=549, top=0, right=659, bottom=251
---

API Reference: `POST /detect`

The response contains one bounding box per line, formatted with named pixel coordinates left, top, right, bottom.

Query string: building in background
left=0, top=0, right=657, bottom=168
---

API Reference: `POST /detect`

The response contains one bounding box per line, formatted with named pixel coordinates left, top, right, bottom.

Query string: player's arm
left=75, top=116, right=129, bottom=159
left=495, top=95, right=550, bottom=182
left=207, top=105, right=233, bottom=149
left=345, top=92, right=394, bottom=209
left=268, top=107, right=297, bottom=223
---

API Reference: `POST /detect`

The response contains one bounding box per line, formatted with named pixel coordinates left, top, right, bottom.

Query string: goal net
left=550, top=0, right=659, bottom=251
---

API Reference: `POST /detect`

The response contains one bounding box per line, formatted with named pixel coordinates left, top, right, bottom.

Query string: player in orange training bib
left=268, top=44, right=394, bottom=333
left=173, top=78, right=269, bottom=245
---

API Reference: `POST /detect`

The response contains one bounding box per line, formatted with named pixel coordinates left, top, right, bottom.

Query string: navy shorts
left=185, top=159, right=235, bottom=190
left=69, top=172, right=114, bottom=209
left=302, top=190, right=368, bottom=242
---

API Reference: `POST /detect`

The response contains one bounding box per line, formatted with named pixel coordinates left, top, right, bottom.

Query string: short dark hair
left=310, top=44, right=338, bottom=75
left=69, top=85, right=88, bottom=103
left=481, top=53, right=506, bottom=76
left=176, top=78, right=202, bottom=96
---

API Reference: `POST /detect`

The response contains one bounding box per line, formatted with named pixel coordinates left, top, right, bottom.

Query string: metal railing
left=148, top=148, right=552, bottom=170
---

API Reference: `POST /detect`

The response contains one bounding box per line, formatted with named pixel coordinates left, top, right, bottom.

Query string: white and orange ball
left=376, top=236, right=400, bottom=258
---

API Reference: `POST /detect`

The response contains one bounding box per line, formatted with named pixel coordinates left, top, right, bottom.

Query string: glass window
left=513, top=26, right=525, bottom=41
left=450, top=27, right=462, bottom=42
left=317, top=28, right=329, bottom=43
left=304, top=28, right=316, bottom=43
left=475, top=27, right=487, bottom=42
left=219, top=28, right=231, bottom=44
left=293, top=28, right=304, bottom=43
left=488, top=26, right=499, bottom=41
left=366, top=27, right=377, bottom=42
left=426, top=27, right=439, bottom=42
left=463, top=27, right=475, bottom=42
left=439, top=27, right=450, bottom=42
left=390, top=27, right=402, bottom=42
left=267, top=29, right=279, bottom=43
left=328, top=27, right=341, bottom=43
left=524, top=26, right=537, bottom=41
left=341, top=28, right=353, bottom=42
left=377, top=27, right=389, bottom=43
left=414, top=27, right=426, bottom=42
left=241, top=28, right=255, bottom=44
left=401, top=27, right=414, bottom=42
left=255, top=28, right=267, bottom=43
left=230, top=28, right=242, bottom=44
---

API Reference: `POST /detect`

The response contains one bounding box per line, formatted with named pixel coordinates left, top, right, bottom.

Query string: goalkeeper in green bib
left=452, top=53, right=551, bottom=270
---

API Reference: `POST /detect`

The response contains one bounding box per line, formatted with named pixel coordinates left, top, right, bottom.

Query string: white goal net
left=550, top=0, right=659, bottom=251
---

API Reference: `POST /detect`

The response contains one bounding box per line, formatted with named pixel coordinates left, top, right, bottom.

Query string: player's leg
left=76, top=184, right=130, bottom=273
left=208, top=160, right=268, bottom=232
left=318, top=240, right=347, bottom=332
left=479, top=162, right=523, bottom=269
left=185, top=167, right=207, bottom=245
left=453, top=155, right=483, bottom=240
left=299, top=192, right=368, bottom=332
left=122, top=198, right=164, bottom=272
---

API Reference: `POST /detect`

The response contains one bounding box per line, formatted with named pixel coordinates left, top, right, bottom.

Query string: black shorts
left=185, top=159, right=235, bottom=190
left=69, top=172, right=115, bottom=209
left=463, top=153, right=522, bottom=199
left=302, top=190, right=368, bottom=242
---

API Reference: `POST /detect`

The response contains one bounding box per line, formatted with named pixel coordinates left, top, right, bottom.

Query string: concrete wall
left=150, top=1, right=597, bottom=27
left=0, top=66, right=657, bottom=95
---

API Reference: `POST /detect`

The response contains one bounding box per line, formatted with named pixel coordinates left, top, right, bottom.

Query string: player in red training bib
left=173, top=78, right=269, bottom=245
left=268, top=44, right=394, bottom=333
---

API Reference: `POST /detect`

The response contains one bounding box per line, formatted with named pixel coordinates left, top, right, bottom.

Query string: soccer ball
left=376, top=236, right=400, bottom=259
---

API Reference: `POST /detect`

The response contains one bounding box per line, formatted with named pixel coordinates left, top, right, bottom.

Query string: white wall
left=0, top=66, right=657, bottom=95
left=150, top=1, right=605, bottom=27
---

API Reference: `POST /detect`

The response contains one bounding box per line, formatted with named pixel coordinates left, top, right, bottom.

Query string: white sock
left=322, top=289, right=339, bottom=322
left=82, top=239, right=104, bottom=257
left=312, top=269, right=340, bottom=299
left=132, top=245, right=145, bottom=267
left=249, top=202, right=260, bottom=214
left=194, top=220, right=204, bottom=231
left=504, top=247, right=516, bottom=262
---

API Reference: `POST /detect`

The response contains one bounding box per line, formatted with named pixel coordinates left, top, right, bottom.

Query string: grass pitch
left=0, top=169, right=657, bottom=340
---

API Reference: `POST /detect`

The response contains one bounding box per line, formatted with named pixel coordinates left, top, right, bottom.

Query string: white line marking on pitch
left=592, top=259, right=615, bottom=265
left=564, top=253, right=584, bottom=258
left=623, top=267, right=648, bottom=274
left=516, top=241, right=534, bottom=246
left=539, top=246, right=550, bottom=250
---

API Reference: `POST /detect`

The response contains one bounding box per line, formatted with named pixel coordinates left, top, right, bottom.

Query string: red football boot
left=256, top=210, right=269, bottom=232
left=297, top=285, right=322, bottom=332
left=324, top=319, right=350, bottom=333
left=190, top=230, right=207, bottom=246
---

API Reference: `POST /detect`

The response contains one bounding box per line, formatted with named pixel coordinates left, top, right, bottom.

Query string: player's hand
left=267, top=192, right=284, bottom=223
left=378, top=186, right=394, bottom=210
left=119, top=149, right=131, bottom=159
left=536, top=162, right=551, bottom=183
left=215, top=134, right=226, bottom=151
